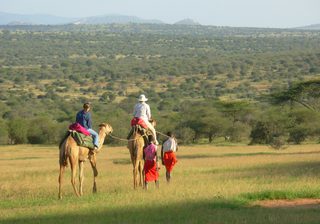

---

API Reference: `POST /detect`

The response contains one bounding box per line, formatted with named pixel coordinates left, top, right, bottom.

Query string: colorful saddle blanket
left=70, top=131, right=94, bottom=150
left=131, top=117, right=148, bottom=129
left=69, top=122, right=90, bottom=136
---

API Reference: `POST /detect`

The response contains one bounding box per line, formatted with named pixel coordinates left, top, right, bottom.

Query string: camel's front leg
left=89, top=155, right=98, bottom=193
left=79, top=161, right=85, bottom=196
left=58, top=165, right=65, bottom=199
left=70, top=157, right=80, bottom=197
left=133, top=161, right=139, bottom=189
left=138, top=160, right=144, bottom=187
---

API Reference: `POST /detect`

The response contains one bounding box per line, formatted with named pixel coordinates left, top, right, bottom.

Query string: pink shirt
left=144, top=143, right=157, bottom=161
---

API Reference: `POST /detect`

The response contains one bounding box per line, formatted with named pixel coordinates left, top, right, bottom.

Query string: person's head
left=167, top=131, right=173, bottom=137
left=138, top=94, right=148, bottom=102
left=83, top=102, right=91, bottom=112
left=148, top=135, right=154, bottom=144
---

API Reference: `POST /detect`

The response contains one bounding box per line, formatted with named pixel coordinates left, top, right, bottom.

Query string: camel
left=58, top=123, right=113, bottom=199
left=127, top=125, right=145, bottom=189
left=127, top=120, right=156, bottom=189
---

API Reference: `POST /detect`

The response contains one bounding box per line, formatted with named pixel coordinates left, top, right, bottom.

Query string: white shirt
left=133, top=102, right=151, bottom=122
left=162, top=137, right=177, bottom=152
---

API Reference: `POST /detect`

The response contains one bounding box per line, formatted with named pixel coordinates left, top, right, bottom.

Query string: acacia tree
left=271, top=79, right=320, bottom=112
left=270, top=79, right=320, bottom=144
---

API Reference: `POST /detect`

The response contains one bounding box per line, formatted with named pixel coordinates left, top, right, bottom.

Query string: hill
left=0, top=11, right=74, bottom=25
left=0, top=12, right=164, bottom=25
left=174, top=18, right=201, bottom=25
left=295, top=23, right=320, bottom=30
left=73, top=15, right=163, bottom=25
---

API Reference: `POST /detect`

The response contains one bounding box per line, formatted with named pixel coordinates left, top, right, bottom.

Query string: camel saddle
left=127, top=125, right=153, bottom=146
left=59, top=131, right=94, bottom=150
left=70, top=130, right=95, bottom=150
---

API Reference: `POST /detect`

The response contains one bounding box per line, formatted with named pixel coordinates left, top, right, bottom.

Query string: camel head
left=149, top=119, right=156, bottom=127
left=99, top=123, right=113, bottom=135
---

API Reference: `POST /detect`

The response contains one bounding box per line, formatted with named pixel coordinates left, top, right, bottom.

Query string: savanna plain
left=1, top=144, right=320, bottom=224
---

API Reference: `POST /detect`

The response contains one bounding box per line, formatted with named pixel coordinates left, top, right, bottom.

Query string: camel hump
left=59, top=131, right=71, bottom=149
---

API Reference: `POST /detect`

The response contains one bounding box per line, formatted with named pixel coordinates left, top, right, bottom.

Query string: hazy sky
left=1, top=0, right=319, bottom=28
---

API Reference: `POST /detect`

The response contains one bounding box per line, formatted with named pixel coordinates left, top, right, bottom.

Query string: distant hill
left=0, top=12, right=164, bottom=25
left=0, top=12, right=74, bottom=25
left=73, top=15, right=163, bottom=25
left=295, top=24, right=320, bottom=30
left=174, top=18, right=201, bottom=25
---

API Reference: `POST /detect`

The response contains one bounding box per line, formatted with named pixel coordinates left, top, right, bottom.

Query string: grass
left=1, top=144, right=320, bottom=223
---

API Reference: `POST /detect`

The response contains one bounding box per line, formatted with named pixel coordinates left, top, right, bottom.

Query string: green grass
left=1, top=144, right=320, bottom=223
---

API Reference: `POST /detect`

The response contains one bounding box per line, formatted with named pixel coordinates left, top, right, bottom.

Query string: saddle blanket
left=70, top=131, right=94, bottom=150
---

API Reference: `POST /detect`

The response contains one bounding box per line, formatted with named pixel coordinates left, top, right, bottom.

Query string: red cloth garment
left=69, top=122, right=91, bottom=136
left=144, top=143, right=157, bottom=161
left=131, top=117, right=148, bottom=129
left=163, top=151, right=177, bottom=172
left=144, top=160, right=159, bottom=182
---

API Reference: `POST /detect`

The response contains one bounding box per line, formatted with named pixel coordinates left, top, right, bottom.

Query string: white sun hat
left=138, top=94, right=148, bottom=102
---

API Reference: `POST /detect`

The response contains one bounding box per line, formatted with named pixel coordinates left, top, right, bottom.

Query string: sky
left=0, top=0, right=319, bottom=28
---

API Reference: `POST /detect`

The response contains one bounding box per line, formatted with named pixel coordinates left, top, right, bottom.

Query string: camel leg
left=133, top=161, right=138, bottom=189
left=58, top=165, right=65, bottom=199
left=90, top=156, right=98, bottom=193
left=79, top=161, right=84, bottom=196
left=70, top=157, right=80, bottom=197
left=138, top=160, right=144, bottom=187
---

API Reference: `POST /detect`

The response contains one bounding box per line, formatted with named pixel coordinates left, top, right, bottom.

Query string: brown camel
left=127, top=126, right=145, bottom=189
left=58, top=123, right=113, bottom=199
left=127, top=120, right=156, bottom=189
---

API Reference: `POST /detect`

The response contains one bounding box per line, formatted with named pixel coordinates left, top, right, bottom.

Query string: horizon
left=0, top=0, right=320, bottom=28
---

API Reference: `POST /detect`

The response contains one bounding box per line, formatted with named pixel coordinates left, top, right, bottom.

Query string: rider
left=76, top=102, right=99, bottom=151
left=131, top=94, right=159, bottom=145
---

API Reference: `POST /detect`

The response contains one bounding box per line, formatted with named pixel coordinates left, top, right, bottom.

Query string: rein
left=109, top=134, right=136, bottom=142
left=109, top=131, right=170, bottom=142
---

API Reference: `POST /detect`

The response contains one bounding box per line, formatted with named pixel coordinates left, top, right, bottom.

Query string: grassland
left=1, top=144, right=320, bottom=224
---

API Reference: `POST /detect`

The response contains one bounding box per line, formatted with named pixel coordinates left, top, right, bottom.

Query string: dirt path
left=254, top=199, right=320, bottom=208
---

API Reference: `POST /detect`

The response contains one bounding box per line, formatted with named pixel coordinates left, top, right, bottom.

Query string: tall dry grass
left=1, top=144, right=320, bottom=223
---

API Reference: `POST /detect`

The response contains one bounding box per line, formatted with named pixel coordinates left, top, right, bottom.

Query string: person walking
left=144, top=135, right=160, bottom=189
left=161, top=132, right=178, bottom=183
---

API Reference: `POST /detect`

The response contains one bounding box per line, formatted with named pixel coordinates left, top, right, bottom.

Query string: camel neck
left=97, top=131, right=107, bottom=149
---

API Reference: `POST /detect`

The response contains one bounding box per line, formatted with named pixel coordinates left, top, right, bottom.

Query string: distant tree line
left=0, top=25, right=319, bottom=147
left=0, top=80, right=319, bottom=147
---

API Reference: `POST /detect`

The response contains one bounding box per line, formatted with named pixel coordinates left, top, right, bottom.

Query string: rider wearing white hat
left=132, top=94, right=158, bottom=145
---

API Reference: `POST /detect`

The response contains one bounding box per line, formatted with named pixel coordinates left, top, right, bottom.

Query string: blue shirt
left=76, top=110, right=92, bottom=129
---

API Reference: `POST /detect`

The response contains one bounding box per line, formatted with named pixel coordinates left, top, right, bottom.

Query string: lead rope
left=109, top=131, right=169, bottom=142
left=156, top=131, right=170, bottom=138
left=109, top=134, right=136, bottom=142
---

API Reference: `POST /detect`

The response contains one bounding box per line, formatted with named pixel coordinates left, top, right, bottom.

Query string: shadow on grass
left=112, top=158, right=131, bottom=165
left=179, top=150, right=320, bottom=160
left=0, top=157, right=42, bottom=161
left=2, top=198, right=320, bottom=224
left=235, top=160, right=320, bottom=179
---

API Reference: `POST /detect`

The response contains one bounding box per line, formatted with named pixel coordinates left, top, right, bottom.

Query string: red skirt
left=144, top=160, right=158, bottom=182
left=163, top=151, right=177, bottom=172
